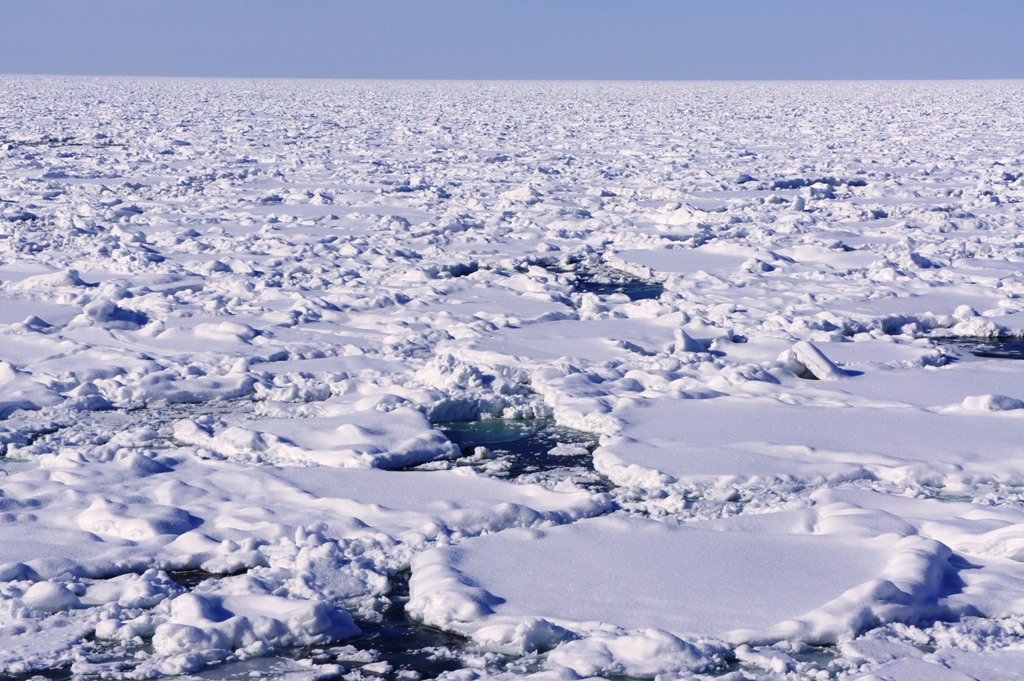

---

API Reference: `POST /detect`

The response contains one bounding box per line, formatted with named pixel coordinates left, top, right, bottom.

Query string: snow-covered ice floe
left=2, top=77, right=1024, bottom=679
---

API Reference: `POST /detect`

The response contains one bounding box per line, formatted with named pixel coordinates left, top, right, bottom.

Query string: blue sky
left=2, top=1, right=1022, bottom=80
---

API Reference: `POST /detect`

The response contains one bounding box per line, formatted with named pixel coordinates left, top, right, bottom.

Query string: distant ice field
left=1, top=77, right=1024, bottom=679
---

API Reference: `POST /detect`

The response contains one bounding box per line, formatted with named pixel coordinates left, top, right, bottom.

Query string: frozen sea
left=2, top=76, right=1024, bottom=680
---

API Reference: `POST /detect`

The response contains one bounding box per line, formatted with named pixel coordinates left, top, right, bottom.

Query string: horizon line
left=4, top=72, right=1023, bottom=84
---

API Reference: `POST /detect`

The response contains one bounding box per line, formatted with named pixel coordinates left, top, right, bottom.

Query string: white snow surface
left=1, top=76, right=1024, bottom=679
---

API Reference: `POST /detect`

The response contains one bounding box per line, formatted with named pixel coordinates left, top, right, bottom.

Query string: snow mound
left=959, top=394, right=1024, bottom=412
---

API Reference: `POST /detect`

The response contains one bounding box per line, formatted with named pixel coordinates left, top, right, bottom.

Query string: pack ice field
left=2, top=77, right=1024, bottom=680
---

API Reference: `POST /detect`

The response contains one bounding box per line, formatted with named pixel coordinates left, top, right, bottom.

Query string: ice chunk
left=777, top=340, right=849, bottom=380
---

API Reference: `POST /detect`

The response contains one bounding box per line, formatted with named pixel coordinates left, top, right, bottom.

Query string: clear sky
left=2, top=0, right=1022, bottom=80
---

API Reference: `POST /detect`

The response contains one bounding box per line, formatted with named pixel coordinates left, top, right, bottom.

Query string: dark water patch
left=424, top=418, right=610, bottom=492
left=167, top=567, right=250, bottom=589
left=158, top=569, right=471, bottom=680
left=1, top=135, right=76, bottom=148
left=2, top=669, right=75, bottom=681
left=0, top=423, right=64, bottom=457
left=564, top=265, right=664, bottom=301
left=507, top=257, right=666, bottom=302
left=708, top=642, right=840, bottom=680
left=542, top=260, right=664, bottom=302
left=575, top=277, right=665, bottom=301
left=918, top=485, right=978, bottom=504
left=323, top=571, right=469, bottom=679
left=1, top=136, right=124, bottom=151
left=770, top=176, right=868, bottom=190
left=934, top=336, right=1024, bottom=360
left=786, top=643, right=842, bottom=670
left=438, top=261, right=479, bottom=278
left=215, top=572, right=474, bottom=680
